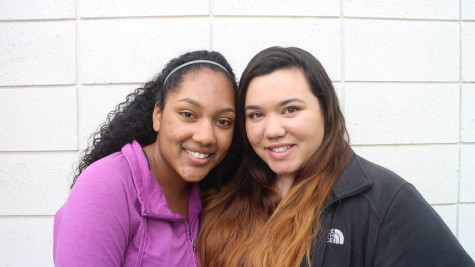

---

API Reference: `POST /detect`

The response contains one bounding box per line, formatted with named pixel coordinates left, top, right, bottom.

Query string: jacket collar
left=324, top=153, right=372, bottom=209
left=121, top=141, right=202, bottom=220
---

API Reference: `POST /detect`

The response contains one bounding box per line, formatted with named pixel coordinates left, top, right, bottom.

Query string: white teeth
left=271, top=146, right=291, bottom=152
left=185, top=149, right=210, bottom=159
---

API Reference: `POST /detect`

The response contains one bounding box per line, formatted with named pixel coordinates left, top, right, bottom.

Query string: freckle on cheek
left=163, top=121, right=178, bottom=135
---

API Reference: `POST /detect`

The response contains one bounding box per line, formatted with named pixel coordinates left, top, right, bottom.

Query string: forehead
left=246, top=68, right=313, bottom=102
left=166, top=68, right=235, bottom=107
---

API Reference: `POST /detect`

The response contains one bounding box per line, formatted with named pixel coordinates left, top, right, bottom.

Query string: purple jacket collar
left=122, top=141, right=202, bottom=220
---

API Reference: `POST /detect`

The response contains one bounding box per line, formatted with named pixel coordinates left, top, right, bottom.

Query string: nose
left=193, top=120, right=217, bottom=145
left=263, top=114, right=286, bottom=139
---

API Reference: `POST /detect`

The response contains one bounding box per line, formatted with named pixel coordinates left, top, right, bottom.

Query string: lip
left=183, top=147, right=214, bottom=165
left=265, top=143, right=295, bottom=160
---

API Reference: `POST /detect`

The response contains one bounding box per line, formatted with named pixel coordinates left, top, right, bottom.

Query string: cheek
left=245, top=124, right=260, bottom=145
left=298, top=118, right=324, bottom=149
left=217, top=130, right=233, bottom=151
left=161, top=119, right=180, bottom=136
left=160, top=118, right=191, bottom=144
left=312, top=117, right=325, bottom=143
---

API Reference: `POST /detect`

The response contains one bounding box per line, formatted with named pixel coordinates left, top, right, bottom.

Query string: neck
left=275, top=174, right=294, bottom=198
left=143, top=143, right=190, bottom=219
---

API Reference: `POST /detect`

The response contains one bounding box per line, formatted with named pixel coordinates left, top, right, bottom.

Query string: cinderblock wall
left=1, top=0, right=474, bottom=265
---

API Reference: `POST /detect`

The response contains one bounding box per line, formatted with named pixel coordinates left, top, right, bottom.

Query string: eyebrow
left=178, top=98, right=201, bottom=107
left=245, top=98, right=305, bottom=111
left=178, top=98, right=235, bottom=113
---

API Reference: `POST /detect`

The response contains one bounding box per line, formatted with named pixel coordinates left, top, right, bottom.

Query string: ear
left=152, top=103, right=162, bottom=132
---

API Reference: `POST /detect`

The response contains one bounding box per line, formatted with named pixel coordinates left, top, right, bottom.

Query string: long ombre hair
left=199, top=47, right=353, bottom=266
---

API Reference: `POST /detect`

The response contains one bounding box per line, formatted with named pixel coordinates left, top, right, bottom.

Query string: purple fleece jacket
left=53, top=141, right=201, bottom=266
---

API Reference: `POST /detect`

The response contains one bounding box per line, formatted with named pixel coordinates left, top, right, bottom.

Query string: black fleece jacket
left=302, top=153, right=474, bottom=267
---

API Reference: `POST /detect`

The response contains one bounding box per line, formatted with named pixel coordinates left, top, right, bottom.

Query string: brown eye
left=216, top=119, right=232, bottom=127
left=249, top=112, right=264, bottom=119
left=283, top=107, right=299, bottom=114
left=180, top=112, right=195, bottom=119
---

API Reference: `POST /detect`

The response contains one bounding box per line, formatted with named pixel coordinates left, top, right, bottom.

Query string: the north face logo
left=327, top=228, right=344, bottom=245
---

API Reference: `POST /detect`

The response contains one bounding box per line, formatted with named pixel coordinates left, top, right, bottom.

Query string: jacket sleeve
left=373, top=184, right=474, bottom=267
left=53, top=164, right=131, bottom=267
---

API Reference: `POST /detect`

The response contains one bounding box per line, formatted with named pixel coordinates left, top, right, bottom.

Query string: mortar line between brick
left=1, top=16, right=470, bottom=24
left=455, top=0, right=463, bottom=239
left=75, top=0, right=81, bottom=151
left=0, top=150, right=78, bottom=155
left=0, top=215, right=55, bottom=219
left=339, top=0, right=346, bottom=115
left=351, top=143, right=468, bottom=148
left=342, top=16, right=461, bottom=23
left=209, top=15, right=462, bottom=23
left=0, top=18, right=76, bottom=23
left=209, top=0, right=214, bottom=50
left=77, top=15, right=208, bottom=21
left=1, top=81, right=472, bottom=90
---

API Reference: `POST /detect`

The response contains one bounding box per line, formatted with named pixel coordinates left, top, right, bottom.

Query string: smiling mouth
left=184, top=149, right=211, bottom=159
left=269, top=146, right=292, bottom=152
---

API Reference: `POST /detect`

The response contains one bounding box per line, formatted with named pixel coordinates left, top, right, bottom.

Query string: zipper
left=189, top=212, right=200, bottom=266
left=144, top=213, right=200, bottom=266
left=191, top=237, right=196, bottom=253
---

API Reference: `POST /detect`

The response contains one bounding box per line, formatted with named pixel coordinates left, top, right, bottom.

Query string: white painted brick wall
left=0, top=217, right=55, bottom=267
left=78, top=85, right=137, bottom=149
left=0, top=152, right=76, bottom=215
left=0, top=87, right=78, bottom=151
left=79, top=18, right=211, bottom=83
left=463, top=0, right=475, bottom=20
left=463, top=23, right=475, bottom=81
left=1, top=1, right=474, bottom=265
left=345, top=83, right=459, bottom=144
left=461, top=145, right=475, bottom=202
left=213, top=0, right=339, bottom=16
left=353, top=145, right=459, bottom=204
left=345, top=20, right=460, bottom=82
left=462, top=84, right=475, bottom=142
left=343, top=0, right=459, bottom=19
left=0, top=22, right=76, bottom=86
left=0, top=0, right=75, bottom=20
left=214, top=18, right=341, bottom=80
left=79, top=0, right=208, bottom=18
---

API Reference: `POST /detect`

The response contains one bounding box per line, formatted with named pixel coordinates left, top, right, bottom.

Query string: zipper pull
left=191, top=238, right=197, bottom=253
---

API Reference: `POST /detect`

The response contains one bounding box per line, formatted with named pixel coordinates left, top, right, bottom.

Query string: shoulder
left=354, top=154, right=407, bottom=188
left=339, top=154, right=418, bottom=220
left=351, top=154, right=444, bottom=229
left=71, top=152, right=131, bottom=194
left=364, top=158, right=474, bottom=266
left=66, top=150, right=137, bottom=211
left=54, top=151, right=137, bottom=266
left=323, top=154, right=418, bottom=229
left=354, top=154, right=411, bottom=200
left=335, top=154, right=411, bottom=204
left=321, top=154, right=474, bottom=266
left=80, top=151, right=131, bottom=183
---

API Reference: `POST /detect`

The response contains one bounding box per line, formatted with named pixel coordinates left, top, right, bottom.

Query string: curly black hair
left=73, top=50, right=242, bottom=190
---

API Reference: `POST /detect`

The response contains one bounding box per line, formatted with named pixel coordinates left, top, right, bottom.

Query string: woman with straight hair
left=54, top=50, right=241, bottom=266
left=199, top=46, right=474, bottom=266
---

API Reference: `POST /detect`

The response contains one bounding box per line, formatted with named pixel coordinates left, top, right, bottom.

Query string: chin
left=272, top=169, right=293, bottom=176
left=271, top=166, right=297, bottom=176
left=182, top=174, right=207, bottom=183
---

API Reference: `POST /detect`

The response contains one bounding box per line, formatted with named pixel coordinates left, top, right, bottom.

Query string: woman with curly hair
left=199, top=46, right=473, bottom=266
left=53, top=50, right=241, bottom=266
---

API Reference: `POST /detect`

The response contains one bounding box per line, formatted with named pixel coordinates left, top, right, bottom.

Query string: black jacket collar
left=324, top=153, right=373, bottom=209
